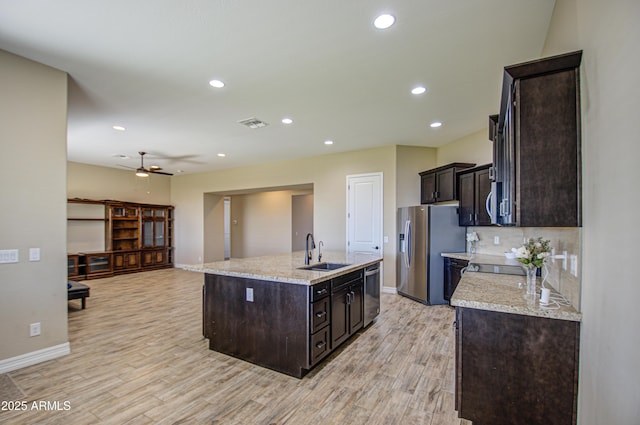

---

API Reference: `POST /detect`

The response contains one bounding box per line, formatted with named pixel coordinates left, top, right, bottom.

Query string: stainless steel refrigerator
left=397, top=205, right=465, bottom=305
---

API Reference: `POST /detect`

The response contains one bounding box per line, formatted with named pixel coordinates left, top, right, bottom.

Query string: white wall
left=0, top=50, right=69, bottom=365
left=544, top=0, right=640, bottom=423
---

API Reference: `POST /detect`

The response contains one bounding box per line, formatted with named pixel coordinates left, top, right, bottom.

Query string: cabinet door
left=458, top=173, right=475, bottom=226
left=474, top=168, right=492, bottom=226
left=457, top=307, right=579, bottom=425
left=420, top=172, right=437, bottom=204
left=348, top=283, right=364, bottom=333
left=331, top=286, right=350, bottom=348
left=436, top=168, right=455, bottom=202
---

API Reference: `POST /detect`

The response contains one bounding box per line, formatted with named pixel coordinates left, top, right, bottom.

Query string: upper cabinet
left=491, top=51, right=582, bottom=227
left=457, top=164, right=492, bottom=227
left=420, top=162, right=475, bottom=204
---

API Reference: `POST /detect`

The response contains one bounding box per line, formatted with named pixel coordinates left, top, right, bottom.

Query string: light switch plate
left=0, top=249, right=19, bottom=264
left=29, top=248, right=40, bottom=262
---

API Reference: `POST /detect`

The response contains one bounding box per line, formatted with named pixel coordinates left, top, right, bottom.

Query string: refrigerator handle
left=405, top=220, right=412, bottom=268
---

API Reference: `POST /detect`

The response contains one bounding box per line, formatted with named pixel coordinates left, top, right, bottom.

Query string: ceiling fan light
left=136, top=169, right=149, bottom=177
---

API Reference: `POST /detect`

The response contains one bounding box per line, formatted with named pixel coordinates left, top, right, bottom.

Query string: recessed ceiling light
left=430, top=121, right=443, bottom=128
left=411, top=86, right=427, bottom=95
left=176, top=170, right=184, bottom=173
left=112, top=125, right=126, bottom=131
left=217, top=153, right=226, bottom=157
left=209, top=79, right=225, bottom=88
left=113, top=154, right=129, bottom=159
left=374, top=14, right=395, bottom=30
left=281, top=117, right=293, bottom=124
left=324, top=140, right=334, bottom=145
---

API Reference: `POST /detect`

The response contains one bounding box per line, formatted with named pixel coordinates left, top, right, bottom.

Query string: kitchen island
left=451, top=271, right=581, bottom=425
left=184, top=251, right=382, bottom=378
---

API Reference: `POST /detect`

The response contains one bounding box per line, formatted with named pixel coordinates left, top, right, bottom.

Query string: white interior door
left=347, top=173, right=383, bottom=255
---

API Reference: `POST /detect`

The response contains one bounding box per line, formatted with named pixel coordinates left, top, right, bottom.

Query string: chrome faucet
left=318, top=241, right=324, bottom=262
left=305, top=233, right=316, bottom=265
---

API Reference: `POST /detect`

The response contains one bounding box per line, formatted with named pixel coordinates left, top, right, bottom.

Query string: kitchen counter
left=451, top=271, right=581, bottom=322
left=183, top=250, right=382, bottom=285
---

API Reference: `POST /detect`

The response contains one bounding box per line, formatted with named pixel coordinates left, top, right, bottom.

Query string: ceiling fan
left=134, top=151, right=173, bottom=177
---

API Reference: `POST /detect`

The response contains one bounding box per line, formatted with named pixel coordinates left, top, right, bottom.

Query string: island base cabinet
left=204, top=274, right=309, bottom=378
left=455, top=307, right=579, bottom=425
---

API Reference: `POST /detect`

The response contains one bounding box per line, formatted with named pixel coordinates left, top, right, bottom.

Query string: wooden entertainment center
left=67, top=198, right=174, bottom=280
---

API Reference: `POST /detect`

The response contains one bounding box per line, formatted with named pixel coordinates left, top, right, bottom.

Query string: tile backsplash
left=467, top=226, right=582, bottom=311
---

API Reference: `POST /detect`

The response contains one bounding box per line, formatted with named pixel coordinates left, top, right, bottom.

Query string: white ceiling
left=0, top=0, right=555, bottom=175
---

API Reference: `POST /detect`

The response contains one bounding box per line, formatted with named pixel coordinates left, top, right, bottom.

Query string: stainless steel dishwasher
left=363, top=263, right=381, bottom=326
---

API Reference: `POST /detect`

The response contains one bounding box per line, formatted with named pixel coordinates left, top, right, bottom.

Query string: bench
left=68, top=281, right=90, bottom=309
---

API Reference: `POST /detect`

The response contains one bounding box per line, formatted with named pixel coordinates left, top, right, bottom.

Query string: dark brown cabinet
left=492, top=51, right=582, bottom=227
left=457, top=164, right=492, bottom=226
left=420, top=163, right=475, bottom=204
left=309, top=280, right=331, bottom=365
left=331, top=270, right=364, bottom=348
left=455, top=307, right=580, bottom=425
left=444, top=257, right=468, bottom=302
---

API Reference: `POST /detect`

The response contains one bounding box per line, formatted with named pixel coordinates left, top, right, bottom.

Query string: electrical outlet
left=246, top=288, right=254, bottom=302
left=30, top=322, right=41, bottom=337
left=494, top=236, right=500, bottom=245
left=570, top=255, right=578, bottom=277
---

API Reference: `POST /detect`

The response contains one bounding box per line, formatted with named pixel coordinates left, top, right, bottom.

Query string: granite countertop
left=451, top=271, right=582, bottom=322
left=182, top=251, right=382, bottom=286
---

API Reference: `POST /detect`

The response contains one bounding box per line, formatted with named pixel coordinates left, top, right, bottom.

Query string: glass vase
left=525, top=267, right=538, bottom=296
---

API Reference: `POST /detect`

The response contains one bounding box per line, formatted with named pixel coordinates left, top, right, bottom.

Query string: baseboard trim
left=382, top=286, right=397, bottom=294
left=0, top=342, right=70, bottom=374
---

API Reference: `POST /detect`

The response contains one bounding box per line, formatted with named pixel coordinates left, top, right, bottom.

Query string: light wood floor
left=1, top=269, right=471, bottom=425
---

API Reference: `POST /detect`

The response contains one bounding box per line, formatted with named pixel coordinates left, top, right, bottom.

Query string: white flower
left=466, top=232, right=479, bottom=242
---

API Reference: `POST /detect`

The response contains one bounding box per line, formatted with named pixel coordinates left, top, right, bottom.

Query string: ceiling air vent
left=238, top=117, right=269, bottom=129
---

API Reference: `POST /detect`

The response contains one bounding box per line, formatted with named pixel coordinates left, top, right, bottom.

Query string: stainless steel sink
left=298, top=262, right=351, bottom=271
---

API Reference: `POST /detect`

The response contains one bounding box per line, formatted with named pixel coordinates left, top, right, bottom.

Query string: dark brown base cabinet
left=203, top=269, right=365, bottom=378
left=331, top=270, right=364, bottom=347
left=455, top=307, right=579, bottom=425
left=444, top=257, right=469, bottom=302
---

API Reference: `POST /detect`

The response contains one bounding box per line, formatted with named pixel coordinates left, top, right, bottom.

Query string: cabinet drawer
left=311, top=298, right=330, bottom=333
left=310, top=326, right=330, bottom=365
left=310, top=281, right=330, bottom=302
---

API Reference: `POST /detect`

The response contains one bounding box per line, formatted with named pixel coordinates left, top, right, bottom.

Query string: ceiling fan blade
left=149, top=170, right=173, bottom=176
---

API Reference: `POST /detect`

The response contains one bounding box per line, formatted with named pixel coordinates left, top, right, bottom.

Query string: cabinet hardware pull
left=315, top=341, right=325, bottom=349
left=316, top=288, right=327, bottom=295
left=316, top=311, right=326, bottom=318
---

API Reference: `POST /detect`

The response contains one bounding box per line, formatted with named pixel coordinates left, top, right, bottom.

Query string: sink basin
left=298, top=262, right=351, bottom=271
